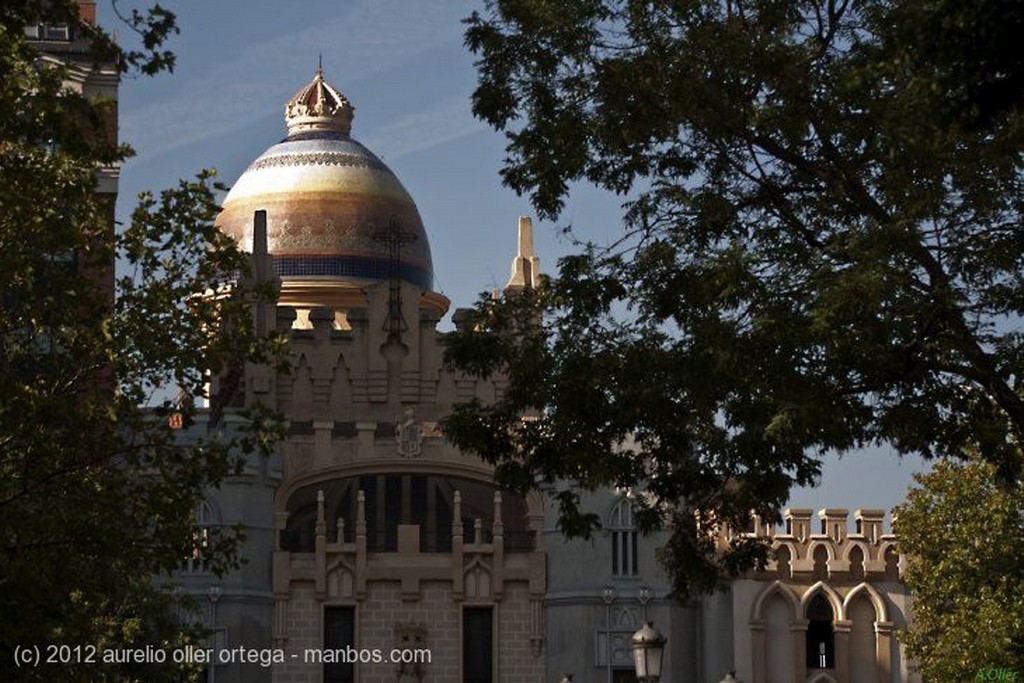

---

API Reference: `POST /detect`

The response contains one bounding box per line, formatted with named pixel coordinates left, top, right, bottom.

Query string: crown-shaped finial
left=285, top=68, right=354, bottom=136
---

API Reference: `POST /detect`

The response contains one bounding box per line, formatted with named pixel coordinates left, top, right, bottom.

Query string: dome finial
left=285, top=67, right=354, bottom=137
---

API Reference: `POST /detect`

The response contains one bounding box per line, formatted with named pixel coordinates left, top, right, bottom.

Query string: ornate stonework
left=214, top=70, right=434, bottom=303
left=247, top=151, right=389, bottom=174
left=284, top=67, right=354, bottom=136
left=396, top=407, right=423, bottom=458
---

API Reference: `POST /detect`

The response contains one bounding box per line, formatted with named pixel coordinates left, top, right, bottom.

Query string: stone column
left=875, top=621, right=894, bottom=683
left=833, top=619, right=852, bottom=683
left=749, top=619, right=766, bottom=683
left=792, top=619, right=809, bottom=681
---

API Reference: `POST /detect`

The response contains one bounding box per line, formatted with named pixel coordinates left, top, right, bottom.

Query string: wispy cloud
left=363, top=95, right=488, bottom=161
left=121, top=0, right=470, bottom=161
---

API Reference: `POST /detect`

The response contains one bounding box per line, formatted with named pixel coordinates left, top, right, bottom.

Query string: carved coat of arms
left=396, top=407, right=423, bottom=457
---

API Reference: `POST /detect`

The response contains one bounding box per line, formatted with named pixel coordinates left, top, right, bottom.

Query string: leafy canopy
left=444, top=0, right=1024, bottom=595
left=0, top=2, right=281, bottom=680
left=896, top=458, right=1024, bottom=678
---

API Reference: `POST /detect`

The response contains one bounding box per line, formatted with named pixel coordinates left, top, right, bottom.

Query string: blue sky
left=101, top=1, right=929, bottom=522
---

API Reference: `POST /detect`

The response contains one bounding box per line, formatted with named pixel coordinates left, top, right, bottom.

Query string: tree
left=0, top=2, right=281, bottom=680
left=896, top=459, right=1024, bottom=678
left=443, top=0, right=1024, bottom=595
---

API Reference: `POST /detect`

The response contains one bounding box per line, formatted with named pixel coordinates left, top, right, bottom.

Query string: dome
left=216, top=69, right=434, bottom=305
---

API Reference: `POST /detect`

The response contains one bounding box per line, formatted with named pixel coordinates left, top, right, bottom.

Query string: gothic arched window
left=182, top=500, right=217, bottom=573
left=282, top=475, right=532, bottom=553
left=806, top=593, right=835, bottom=668
left=609, top=498, right=638, bottom=577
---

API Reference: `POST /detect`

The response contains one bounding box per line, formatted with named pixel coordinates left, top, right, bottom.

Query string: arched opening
left=609, top=498, right=639, bottom=577
left=775, top=545, right=792, bottom=579
left=281, top=475, right=533, bottom=553
left=849, top=545, right=865, bottom=581
left=883, top=546, right=900, bottom=581
left=182, top=499, right=218, bottom=573
left=848, top=592, right=878, bottom=682
left=806, top=593, right=835, bottom=669
left=812, top=544, right=829, bottom=580
left=765, top=592, right=796, bottom=681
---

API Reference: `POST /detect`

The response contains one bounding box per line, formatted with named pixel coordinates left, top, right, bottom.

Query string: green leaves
left=451, top=0, right=1024, bottom=596
left=897, top=459, right=1024, bottom=678
left=0, top=4, right=281, bottom=681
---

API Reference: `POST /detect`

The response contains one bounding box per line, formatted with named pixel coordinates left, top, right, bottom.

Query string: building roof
left=216, top=70, right=434, bottom=302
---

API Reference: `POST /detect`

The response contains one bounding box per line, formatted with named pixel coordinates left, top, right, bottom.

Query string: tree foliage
left=444, top=0, right=1024, bottom=595
left=0, top=2, right=281, bottom=680
left=896, top=459, right=1024, bottom=678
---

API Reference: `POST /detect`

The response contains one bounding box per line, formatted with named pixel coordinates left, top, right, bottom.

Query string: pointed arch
left=847, top=543, right=866, bottom=581
left=840, top=538, right=870, bottom=562
left=194, top=497, right=221, bottom=525
left=751, top=580, right=801, bottom=622
left=806, top=539, right=835, bottom=561
left=843, top=582, right=889, bottom=623
left=329, top=351, right=352, bottom=405
left=290, top=353, right=313, bottom=410
left=808, top=672, right=839, bottom=683
left=182, top=498, right=221, bottom=573
left=773, top=542, right=795, bottom=579
left=879, top=541, right=901, bottom=580
left=878, top=539, right=899, bottom=557
left=607, top=496, right=635, bottom=527
left=800, top=581, right=844, bottom=620
left=608, top=496, right=638, bottom=577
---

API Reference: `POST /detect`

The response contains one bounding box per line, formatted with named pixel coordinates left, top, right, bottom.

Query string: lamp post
left=630, top=621, right=666, bottom=683
left=207, top=586, right=221, bottom=683
left=602, top=585, right=617, bottom=683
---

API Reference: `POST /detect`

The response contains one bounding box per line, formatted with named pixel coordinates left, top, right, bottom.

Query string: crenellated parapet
left=722, top=507, right=903, bottom=582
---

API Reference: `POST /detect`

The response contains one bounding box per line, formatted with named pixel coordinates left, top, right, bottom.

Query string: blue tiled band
left=274, top=255, right=432, bottom=290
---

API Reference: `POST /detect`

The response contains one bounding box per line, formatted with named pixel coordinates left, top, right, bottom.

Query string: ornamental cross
left=371, top=216, right=418, bottom=340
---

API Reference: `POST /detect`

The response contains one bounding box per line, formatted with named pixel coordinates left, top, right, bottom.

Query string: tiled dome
left=216, top=70, right=433, bottom=295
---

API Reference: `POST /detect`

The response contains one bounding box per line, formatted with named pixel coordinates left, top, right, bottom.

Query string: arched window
left=806, top=593, right=835, bottom=669
left=812, top=544, right=829, bottom=580
left=282, top=475, right=532, bottom=553
left=849, top=545, right=865, bottom=581
left=182, top=500, right=217, bottom=573
left=609, top=498, right=638, bottom=577
left=775, top=545, right=792, bottom=579
left=884, top=546, right=900, bottom=581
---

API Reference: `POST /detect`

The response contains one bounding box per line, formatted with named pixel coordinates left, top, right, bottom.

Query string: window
left=45, top=24, right=70, bottom=40
left=182, top=500, right=216, bottom=573
left=610, top=498, right=638, bottom=577
left=806, top=593, right=835, bottom=668
left=324, top=607, right=355, bottom=683
left=463, top=607, right=492, bottom=683
left=24, top=24, right=70, bottom=41
left=282, top=475, right=532, bottom=553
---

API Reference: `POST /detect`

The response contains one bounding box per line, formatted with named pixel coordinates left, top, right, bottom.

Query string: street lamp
left=207, top=586, right=221, bottom=683
left=630, top=621, right=666, bottom=683
left=602, top=585, right=617, bottom=683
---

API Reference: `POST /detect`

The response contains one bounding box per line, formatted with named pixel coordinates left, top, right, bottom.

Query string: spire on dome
left=285, top=68, right=354, bottom=137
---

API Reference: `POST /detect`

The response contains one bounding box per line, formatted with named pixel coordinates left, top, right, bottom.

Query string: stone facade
left=171, top=70, right=916, bottom=683
left=544, top=502, right=916, bottom=683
